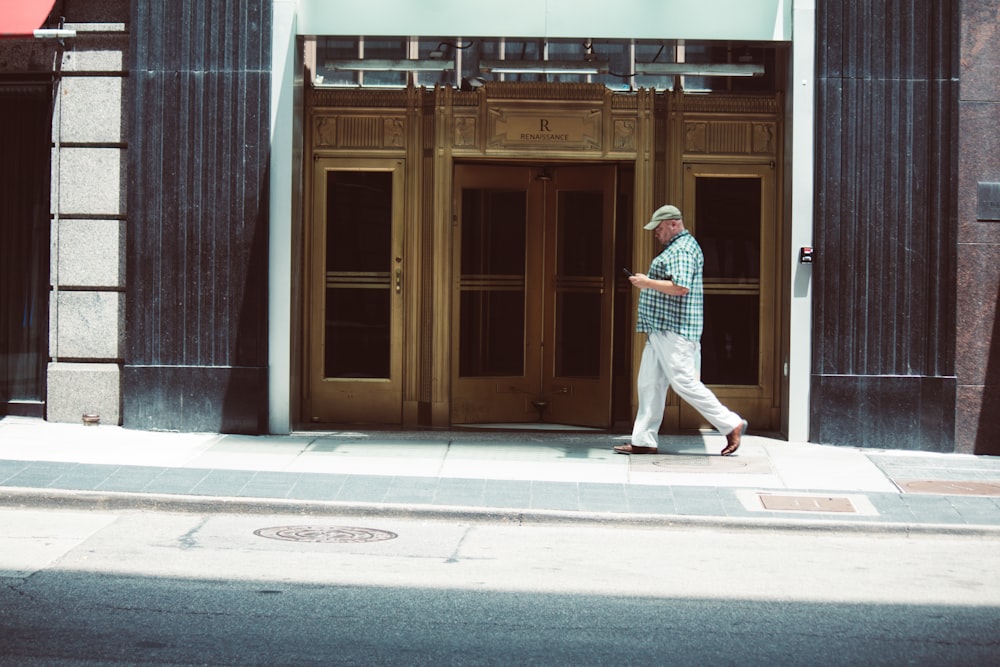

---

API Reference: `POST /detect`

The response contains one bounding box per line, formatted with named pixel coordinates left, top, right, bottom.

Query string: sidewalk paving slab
left=1, top=416, right=999, bottom=534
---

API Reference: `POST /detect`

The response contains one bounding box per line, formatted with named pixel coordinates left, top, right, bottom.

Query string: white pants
left=631, top=330, right=742, bottom=449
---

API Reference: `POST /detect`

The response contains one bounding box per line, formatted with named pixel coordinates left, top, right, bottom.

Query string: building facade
left=0, top=0, right=996, bottom=454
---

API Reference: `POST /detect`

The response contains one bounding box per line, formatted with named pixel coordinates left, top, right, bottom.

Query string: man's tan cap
left=644, top=204, right=682, bottom=230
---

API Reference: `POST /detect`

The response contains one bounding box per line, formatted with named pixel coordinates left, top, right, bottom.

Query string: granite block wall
left=46, top=0, right=130, bottom=425
left=956, top=1, right=1000, bottom=454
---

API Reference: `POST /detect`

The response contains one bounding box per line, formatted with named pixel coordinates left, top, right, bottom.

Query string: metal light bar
left=34, top=29, right=76, bottom=38
left=0, top=29, right=76, bottom=39
left=2, top=29, right=78, bottom=39
left=480, top=59, right=609, bottom=75
left=326, top=58, right=455, bottom=72
left=635, top=62, right=764, bottom=77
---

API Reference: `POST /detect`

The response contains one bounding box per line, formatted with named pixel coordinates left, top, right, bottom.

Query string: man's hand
left=627, top=273, right=647, bottom=288
left=628, top=273, right=689, bottom=296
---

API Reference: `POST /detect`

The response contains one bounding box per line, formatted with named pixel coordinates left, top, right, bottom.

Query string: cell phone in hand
left=622, top=268, right=634, bottom=277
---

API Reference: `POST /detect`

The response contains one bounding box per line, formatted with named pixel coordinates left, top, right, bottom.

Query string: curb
left=3, top=486, right=1000, bottom=537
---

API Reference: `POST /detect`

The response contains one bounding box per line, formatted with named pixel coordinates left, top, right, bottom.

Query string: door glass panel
left=612, top=168, right=635, bottom=420
left=1, top=84, right=50, bottom=409
left=557, top=190, right=603, bottom=276
left=696, top=176, right=760, bottom=385
left=696, top=177, right=760, bottom=282
left=459, top=291, right=524, bottom=376
left=324, top=171, right=392, bottom=379
left=555, top=292, right=601, bottom=377
left=554, top=190, right=603, bottom=378
left=459, top=189, right=526, bottom=377
left=325, top=289, right=390, bottom=378
left=702, top=294, right=759, bottom=384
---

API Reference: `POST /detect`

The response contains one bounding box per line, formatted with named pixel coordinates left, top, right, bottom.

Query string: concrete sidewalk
left=1, top=416, right=999, bottom=533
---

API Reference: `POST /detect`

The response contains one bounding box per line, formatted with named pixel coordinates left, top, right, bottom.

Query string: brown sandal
left=613, top=443, right=658, bottom=455
left=721, top=419, right=748, bottom=456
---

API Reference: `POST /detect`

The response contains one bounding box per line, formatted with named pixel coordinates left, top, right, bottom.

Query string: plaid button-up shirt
left=636, top=230, right=704, bottom=341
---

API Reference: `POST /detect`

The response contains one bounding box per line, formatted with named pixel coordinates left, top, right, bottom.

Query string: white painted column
left=268, top=1, right=297, bottom=434
left=787, top=0, right=815, bottom=442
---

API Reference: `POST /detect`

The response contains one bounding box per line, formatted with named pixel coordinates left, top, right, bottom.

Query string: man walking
left=614, top=204, right=748, bottom=456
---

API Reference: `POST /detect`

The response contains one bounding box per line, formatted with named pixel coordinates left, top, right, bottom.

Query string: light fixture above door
left=325, top=58, right=455, bottom=72
left=635, top=62, right=763, bottom=77
left=479, top=59, right=609, bottom=75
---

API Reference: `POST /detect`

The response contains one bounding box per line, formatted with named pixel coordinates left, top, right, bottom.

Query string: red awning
left=0, top=0, right=57, bottom=36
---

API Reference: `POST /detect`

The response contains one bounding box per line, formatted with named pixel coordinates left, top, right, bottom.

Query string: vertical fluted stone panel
left=812, top=0, right=959, bottom=451
left=125, top=1, right=271, bottom=432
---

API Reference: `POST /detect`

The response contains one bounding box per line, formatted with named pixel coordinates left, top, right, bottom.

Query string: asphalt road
left=2, top=507, right=998, bottom=665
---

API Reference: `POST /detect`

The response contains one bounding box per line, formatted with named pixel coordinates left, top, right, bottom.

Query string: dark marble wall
left=956, top=1, right=1000, bottom=454
left=124, top=1, right=271, bottom=433
left=812, top=1, right=959, bottom=451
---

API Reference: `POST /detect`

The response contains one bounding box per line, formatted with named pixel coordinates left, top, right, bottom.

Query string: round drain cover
left=254, top=525, right=398, bottom=544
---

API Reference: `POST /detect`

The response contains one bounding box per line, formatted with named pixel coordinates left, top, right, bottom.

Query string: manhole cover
left=897, top=480, right=1000, bottom=496
left=758, top=494, right=856, bottom=513
left=254, top=525, right=398, bottom=543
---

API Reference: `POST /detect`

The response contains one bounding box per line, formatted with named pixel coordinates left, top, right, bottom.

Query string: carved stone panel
left=752, top=122, right=776, bottom=155
left=384, top=118, right=405, bottom=147
left=454, top=115, right=477, bottom=148
left=613, top=118, right=636, bottom=152
left=685, top=122, right=707, bottom=153
left=315, top=116, right=337, bottom=147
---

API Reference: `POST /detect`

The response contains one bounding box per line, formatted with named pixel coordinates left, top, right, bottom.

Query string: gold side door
left=541, top=165, right=617, bottom=427
left=679, top=163, right=778, bottom=430
left=451, top=164, right=617, bottom=428
left=451, top=165, right=543, bottom=423
left=305, top=158, right=405, bottom=424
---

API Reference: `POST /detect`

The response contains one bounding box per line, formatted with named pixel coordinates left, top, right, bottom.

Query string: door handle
left=395, top=268, right=402, bottom=294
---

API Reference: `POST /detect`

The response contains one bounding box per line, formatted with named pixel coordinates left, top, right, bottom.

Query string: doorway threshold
left=457, top=423, right=602, bottom=432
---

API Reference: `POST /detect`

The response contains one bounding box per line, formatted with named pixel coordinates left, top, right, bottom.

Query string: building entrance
left=451, top=164, right=621, bottom=427
left=300, top=83, right=784, bottom=433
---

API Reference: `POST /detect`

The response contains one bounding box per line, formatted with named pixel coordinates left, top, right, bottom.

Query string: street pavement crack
left=177, top=517, right=209, bottom=550
left=445, top=525, right=472, bottom=563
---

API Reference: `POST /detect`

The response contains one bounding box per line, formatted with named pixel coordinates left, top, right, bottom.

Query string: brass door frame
left=304, top=157, right=406, bottom=424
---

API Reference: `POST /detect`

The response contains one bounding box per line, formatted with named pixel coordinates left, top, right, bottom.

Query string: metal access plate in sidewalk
left=758, top=494, right=856, bottom=513
left=735, top=491, right=880, bottom=516
left=896, top=480, right=1000, bottom=496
